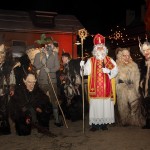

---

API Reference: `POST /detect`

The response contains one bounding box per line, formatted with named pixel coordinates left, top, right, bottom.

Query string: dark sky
left=0, top=0, right=146, bottom=35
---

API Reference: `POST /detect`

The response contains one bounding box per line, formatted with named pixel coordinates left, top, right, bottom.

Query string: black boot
left=0, top=113, right=11, bottom=135
left=53, top=109, right=63, bottom=127
left=142, top=119, right=150, bottom=129
left=101, top=124, right=108, bottom=130
left=89, top=124, right=99, bottom=132
left=0, top=119, right=11, bottom=135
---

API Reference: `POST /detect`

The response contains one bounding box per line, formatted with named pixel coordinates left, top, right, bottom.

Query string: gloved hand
left=44, top=67, right=50, bottom=73
left=80, top=60, right=85, bottom=67
left=41, top=57, right=46, bottom=65
left=102, top=68, right=111, bottom=74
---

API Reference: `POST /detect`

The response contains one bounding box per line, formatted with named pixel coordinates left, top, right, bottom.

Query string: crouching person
left=9, top=72, right=53, bottom=136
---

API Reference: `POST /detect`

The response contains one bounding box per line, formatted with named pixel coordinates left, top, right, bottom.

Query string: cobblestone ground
left=0, top=117, right=150, bottom=150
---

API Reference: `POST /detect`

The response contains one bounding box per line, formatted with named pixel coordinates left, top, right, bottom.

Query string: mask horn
left=138, top=36, right=142, bottom=51
left=145, top=34, right=148, bottom=42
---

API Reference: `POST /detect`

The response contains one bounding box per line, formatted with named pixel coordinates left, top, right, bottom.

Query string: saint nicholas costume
left=83, top=34, right=118, bottom=131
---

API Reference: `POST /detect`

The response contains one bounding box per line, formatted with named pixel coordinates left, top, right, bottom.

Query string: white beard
left=95, top=51, right=106, bottom=60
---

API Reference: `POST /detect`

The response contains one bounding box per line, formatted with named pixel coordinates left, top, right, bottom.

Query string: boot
left=142, top=119, right=150, bottom=129
left=53, top=109, right=63, bottom=127
left=0, top=119, right=11, bottom=135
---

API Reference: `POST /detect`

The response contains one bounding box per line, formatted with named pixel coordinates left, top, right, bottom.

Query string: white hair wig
left=92, top=44, right=108, bottom=58
left=92, top=44, right=108, bottom=60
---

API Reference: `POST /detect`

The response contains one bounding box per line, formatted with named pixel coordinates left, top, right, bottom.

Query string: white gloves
left=102, top=68, right=111, bottom=74
left=80, top=60, right=85, bottom=67
left=80, top=61, right=85, bottom=76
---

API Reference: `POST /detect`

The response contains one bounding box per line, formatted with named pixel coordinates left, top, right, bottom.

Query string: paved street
left=0, top=117, right=150, bottom=150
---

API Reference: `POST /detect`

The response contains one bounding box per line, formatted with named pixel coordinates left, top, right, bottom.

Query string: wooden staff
left=46, top=70, right=68, bottom=128
left=78, top=28, right=88, bottom=133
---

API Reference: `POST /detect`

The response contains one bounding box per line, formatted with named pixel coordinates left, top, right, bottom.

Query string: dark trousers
left=0, top=95, right=11, bottom=135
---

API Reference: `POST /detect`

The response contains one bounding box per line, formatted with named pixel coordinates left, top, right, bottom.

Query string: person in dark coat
left=9, top=72, right=53, bottom=136
left=59, top=52, right=88, bottom=122
left=139, top=40, right=150, bottom=129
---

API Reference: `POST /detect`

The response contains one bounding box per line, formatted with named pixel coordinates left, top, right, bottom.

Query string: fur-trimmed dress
left=116, top=61, right=145, bottom=127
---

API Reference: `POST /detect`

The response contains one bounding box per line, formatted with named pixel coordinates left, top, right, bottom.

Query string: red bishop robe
left=88, top=56, right=115, bottom=99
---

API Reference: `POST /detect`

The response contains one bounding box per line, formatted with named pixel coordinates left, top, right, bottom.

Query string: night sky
left=0, top=0, right=146, bottom=35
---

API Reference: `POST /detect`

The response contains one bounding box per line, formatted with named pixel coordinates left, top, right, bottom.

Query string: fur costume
left=26, top=48, right=40, bottom=65
left=115, top=48, right=145, bottom=127
left=0, top=44, right=15, bottom=135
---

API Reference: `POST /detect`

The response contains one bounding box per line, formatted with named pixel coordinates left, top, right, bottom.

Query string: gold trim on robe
left=88, top=56, right=115, bottom=99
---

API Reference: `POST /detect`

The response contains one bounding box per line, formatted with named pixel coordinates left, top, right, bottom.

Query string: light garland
left=108, top=26, right=128, bottom=45
left=77, top=26, right=149, bottom=47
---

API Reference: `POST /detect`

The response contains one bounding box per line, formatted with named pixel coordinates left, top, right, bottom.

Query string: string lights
left=77, top=26, right=149, bottom=47
left=108, top=26, right=128, bottom=45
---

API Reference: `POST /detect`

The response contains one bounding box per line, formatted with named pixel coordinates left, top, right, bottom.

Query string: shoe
left=89, top=127, right=97, bottom=132
left=101, top=125, right=108, bottom=130
left=142, top=125, right=150, bottom=129
left=102, top=126, right=108, bottom=130
left=54, top=122, right=63, bottom=127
